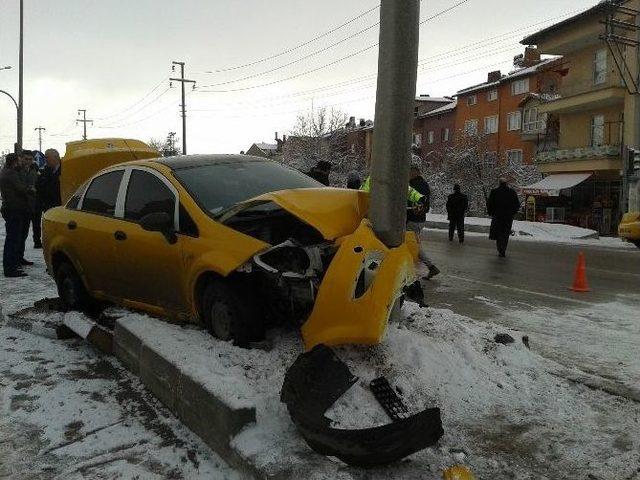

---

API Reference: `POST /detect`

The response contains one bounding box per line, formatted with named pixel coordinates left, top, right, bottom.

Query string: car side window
left=124, top=170, right=176, bottom=222
left=82, top=170, right=124, bottom=216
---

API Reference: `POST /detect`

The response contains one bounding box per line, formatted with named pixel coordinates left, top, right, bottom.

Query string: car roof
left=153, top=154, right=269, bottom=170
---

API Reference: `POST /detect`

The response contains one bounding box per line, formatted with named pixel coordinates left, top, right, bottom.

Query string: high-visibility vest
left=360, top=176, right=424, bottom=205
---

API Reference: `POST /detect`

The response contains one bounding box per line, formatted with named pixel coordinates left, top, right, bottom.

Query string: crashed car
left=43, top=154, right=420, bottom=349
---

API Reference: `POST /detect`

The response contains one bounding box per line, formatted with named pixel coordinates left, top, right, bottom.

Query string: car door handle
left=114, top=231, right=127, bottom=241
left=67, top=221, right=77, bottom=230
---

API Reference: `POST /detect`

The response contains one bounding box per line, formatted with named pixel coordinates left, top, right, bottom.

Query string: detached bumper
left=301, top=220, right=417, bottom=350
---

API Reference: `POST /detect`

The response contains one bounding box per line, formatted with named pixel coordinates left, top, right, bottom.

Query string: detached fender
left=301, top=220, right=416, bottom=350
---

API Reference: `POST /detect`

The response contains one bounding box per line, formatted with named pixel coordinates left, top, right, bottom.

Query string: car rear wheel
left=202, top=280, right=265, bottom=347
left=55, top=261, right=95, bottom=312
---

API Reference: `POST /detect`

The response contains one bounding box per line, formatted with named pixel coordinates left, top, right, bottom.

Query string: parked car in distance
left=42, top=154, right=419, bottom=348
left=618, top=212, right=640, bottom=248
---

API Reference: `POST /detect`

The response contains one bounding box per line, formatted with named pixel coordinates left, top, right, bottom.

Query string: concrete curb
left=424, top=219, right=600, bottom=240
left=112, top=320, right=261, bottom=479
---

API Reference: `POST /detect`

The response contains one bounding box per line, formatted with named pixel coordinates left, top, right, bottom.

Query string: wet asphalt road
left=421, top=230, right=640, bottom=317
left=420, top=230, right=640, bottom=395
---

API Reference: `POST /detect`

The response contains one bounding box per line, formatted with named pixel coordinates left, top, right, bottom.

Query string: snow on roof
left=255, top=143, right=278, bottom=151
left=415, top=95, right=454, bottom=103
left=457, top=58, right=558, bottom=96
left=418, top=100, right=457, bottom=118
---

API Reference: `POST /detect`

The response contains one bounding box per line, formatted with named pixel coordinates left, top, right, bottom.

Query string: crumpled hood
left=225, top=188, right=370, bottom=241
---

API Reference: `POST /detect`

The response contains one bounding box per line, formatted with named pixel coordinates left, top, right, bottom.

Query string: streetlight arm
left=0, top=89, right=18, bottom=110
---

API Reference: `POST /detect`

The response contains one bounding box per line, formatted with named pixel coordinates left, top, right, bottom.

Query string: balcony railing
left=536, top=144, right=620, bottom=164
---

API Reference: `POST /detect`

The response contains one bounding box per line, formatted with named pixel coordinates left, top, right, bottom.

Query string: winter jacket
left=307, top=168, right=330, bottom=186
left=487, top=184, right=520, bottom=240
left=409, top=175, right=431, bottom=212
left=0, top=166, right=31, bottom=216
left=446, top=192, right=468, bottom=220
left=360, top=176, right=428, bottom=222
left=36, top=164, right=62, bottom=211
left=20, top=165, right=38, bottom=213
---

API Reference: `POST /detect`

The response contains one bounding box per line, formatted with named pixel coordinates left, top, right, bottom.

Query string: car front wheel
left=202, top=279, right=264, bottom=347
left=55, top=261, right=94, bottom=311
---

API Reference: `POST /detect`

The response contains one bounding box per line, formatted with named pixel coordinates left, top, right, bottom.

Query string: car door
left=70, top=169, right=125, bottom=295
left=114, top=167, right=186, bottom=312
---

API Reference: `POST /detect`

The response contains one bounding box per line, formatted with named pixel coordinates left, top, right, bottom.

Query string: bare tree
left=147, top=134, right=181, bottom=157
left=417, top=130, right=541, bottom=216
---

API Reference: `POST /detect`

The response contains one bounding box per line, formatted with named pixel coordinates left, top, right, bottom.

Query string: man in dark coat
left=17, top=151, right=37, bottom=264
left=487, top=178, right=521, bottom=257
left=37, top=149, right=62, bottom=212
left=446, top=184, right=468, bottom=243
left=307, top=160, right=331, bottom=186
left=0, top=153, right=31, bottom=277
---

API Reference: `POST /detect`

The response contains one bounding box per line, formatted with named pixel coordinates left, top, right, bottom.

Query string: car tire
left=202, top=280, right=265, bottom=347
left=633, top=240, right=640, bottom=249
left=55, top=261, right=95, bottom=312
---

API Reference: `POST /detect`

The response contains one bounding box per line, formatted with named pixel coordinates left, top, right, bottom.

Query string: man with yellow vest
left=361, top=176, right=440, bottom=280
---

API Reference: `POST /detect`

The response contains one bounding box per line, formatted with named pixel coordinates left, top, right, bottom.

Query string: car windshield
left=174, top=160, right=323, bottom=215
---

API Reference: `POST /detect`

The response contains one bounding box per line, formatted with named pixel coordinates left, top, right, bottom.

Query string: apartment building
left=520, top=0, right=636, bottom=234
left=454, top=48, right=562, bottom=167
left=413, top=99, right=457, bottom=167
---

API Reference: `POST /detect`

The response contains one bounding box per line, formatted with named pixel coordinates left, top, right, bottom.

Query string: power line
left=97, top=86, right=171, bottom=128
left=93, top=76, right=168, bottom=121
left=200, top=4, right=381, bottom=74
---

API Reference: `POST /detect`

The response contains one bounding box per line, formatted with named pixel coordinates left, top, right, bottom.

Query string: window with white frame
left=506, top=149, right=523, bottom=163
left=487, top=89, right=498, bottom=101
left=594, top=49, right=607, bottom=85
left=523, top=107, right=546, bottom=133
left=484, top=151, right=498, bottom=163
left=466, top=95, right=477, bottom=106
left=413, top=133, right=422, bottom=147
left=591, top=114, right=605, bottom=147
left=507, top=111, right=522, bottom=131
left=442, top=127, right=450, bottom=142
left=511, top=78, right=530, bottom=95
left=427, top=131, right=435, bottom=144
left=464, top=119, right=478, bottom=135
left=484, top=115, right=499, bottom=134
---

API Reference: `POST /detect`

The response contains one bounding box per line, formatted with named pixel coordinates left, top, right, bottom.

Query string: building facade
left=521, top=0, right=638, bottom=234
left=413, top=100, right=457, bottom=167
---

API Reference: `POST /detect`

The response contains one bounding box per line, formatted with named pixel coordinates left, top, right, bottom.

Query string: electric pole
left=170, top=61, right=196, bottom=155
left=16, top=0, right=24, bottom=153
left=369, top=0, right=420, bottom=247
left=76, top=109, right=93, bottom=140
left=34, top=126, right=45, bottom=151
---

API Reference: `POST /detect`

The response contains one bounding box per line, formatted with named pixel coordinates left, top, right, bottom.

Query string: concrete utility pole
left=16, top=0, right=24, bottom=153
left=34, top=126, right=45, bottom=151
left=76, top=109, right=93, bottom=140
left=170, top=61, right=196, bottom=155
left=630, top=8, right=640, bottom=212
left=369, top=0, right=420, bottom=247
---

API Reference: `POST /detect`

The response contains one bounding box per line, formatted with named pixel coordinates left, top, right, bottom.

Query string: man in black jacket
left=487, top=178, right=521, bottom=257
left=37, top=149, right=62, bottom=212
left=446, top=184, right=468, bottom=243
left=0, top=154, right=30, bottom=277
left=307, top=160, right=331, bottom=186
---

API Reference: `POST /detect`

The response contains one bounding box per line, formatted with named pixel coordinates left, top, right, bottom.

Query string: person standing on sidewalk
left=36, top=149, right=62, bottom=212
left=0, top=154, right=30, bottom=277
left=487, top=178, right=521, bottom=257
left=446, top=184, right=468, bottom=243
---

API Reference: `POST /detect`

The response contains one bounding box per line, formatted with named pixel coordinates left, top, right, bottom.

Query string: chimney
left=283, top=134, right=287, bottom=143
left=348, top=116, right=356, bottom=128
left=487, top=70, right=502, bottom=83
left=275, top=131, right=279, bottom=141
left=522, top=47, right=541, bottom=67
left=359, top=118, right=366, bottom=127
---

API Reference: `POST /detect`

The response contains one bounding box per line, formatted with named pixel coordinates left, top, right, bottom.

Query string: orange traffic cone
left=570, top=252, right=590, bottom=292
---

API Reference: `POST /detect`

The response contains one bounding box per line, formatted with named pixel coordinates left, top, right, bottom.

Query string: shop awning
left=521, top=172, right=592, bottom=196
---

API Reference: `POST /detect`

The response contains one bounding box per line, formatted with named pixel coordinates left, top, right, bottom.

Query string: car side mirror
left=140, top=212, right=177, bottom=244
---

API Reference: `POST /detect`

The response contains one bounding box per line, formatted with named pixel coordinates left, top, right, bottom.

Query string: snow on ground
left=425, top=213, right=637, bottom=250
left=0, top=229, right=239, bottom=479
left=115, top=305, right=640, bottom=480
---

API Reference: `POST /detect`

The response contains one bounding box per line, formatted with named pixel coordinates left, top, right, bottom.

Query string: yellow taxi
left=618, top=212, right=640, bottom=248
left=43, top=154, right=419, bottom=348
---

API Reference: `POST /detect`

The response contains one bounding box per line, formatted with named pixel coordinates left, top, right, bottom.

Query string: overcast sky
left=0, top=0, right=596, bottom=156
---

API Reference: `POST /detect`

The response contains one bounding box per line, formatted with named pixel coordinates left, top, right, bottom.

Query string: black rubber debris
left=281, top=344, right=444, bottom=467
left=370, top=377, right=410, bottom=422
left=494, top=333, right=515, bottom=345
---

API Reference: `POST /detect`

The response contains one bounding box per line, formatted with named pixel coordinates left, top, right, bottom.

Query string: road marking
left=445, top=274, right=597, bottom=306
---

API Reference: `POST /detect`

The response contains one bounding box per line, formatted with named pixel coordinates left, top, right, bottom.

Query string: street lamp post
left=17, top=0, right=24, bottom=154
left=0, top=89, right=19, bottom=152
